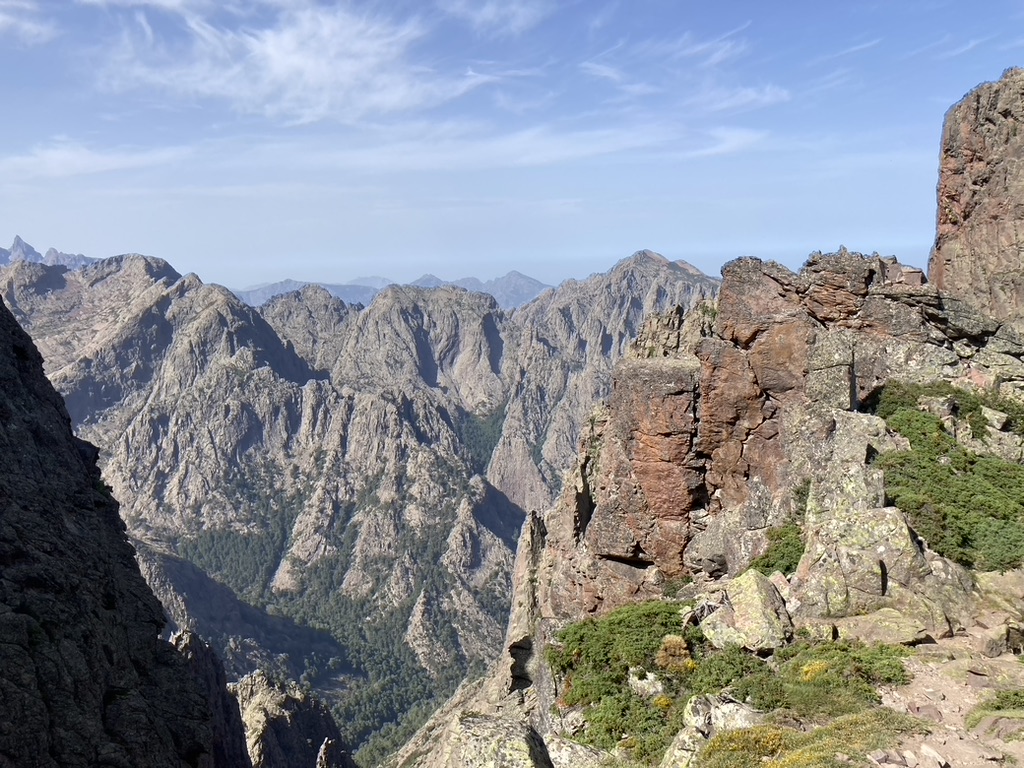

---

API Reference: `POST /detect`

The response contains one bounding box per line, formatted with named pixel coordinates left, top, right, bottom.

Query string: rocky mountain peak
left=0, top=241, right=717, bottom=757
left=929, top=66, right=1024, bottom=327
left=1, top=236, right=96, bottom=269
left=9, top=234, right=41, bottom=260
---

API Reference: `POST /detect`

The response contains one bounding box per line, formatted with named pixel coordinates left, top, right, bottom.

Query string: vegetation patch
left=871, top=383, right=1024, bottom=570
left=751, top=524, right=804, bottom=577
left=458, top=402, right=507, bottom=473
left=547, top=601, right=913, bottom=766
left=872, top=380, right=1024, bottom=438
left=695, top=709, right=924, bottom=768
left=751, top=480, right=809, bottom=577
left=966, top=688, right=1024, bottom=730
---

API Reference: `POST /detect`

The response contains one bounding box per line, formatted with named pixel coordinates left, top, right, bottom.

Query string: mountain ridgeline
left=230, top=270, right=552, bottom=310
left=0, top=247, right=717, bottom=757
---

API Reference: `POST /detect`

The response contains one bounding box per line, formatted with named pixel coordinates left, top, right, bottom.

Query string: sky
left=0, top=0, right=1020, bottom=289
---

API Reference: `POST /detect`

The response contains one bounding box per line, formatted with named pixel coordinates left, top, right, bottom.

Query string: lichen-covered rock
left=831, top=608, right=931, bottom=646
left=699, top=569, right=793, bottom=651
left=788, top=411, right=974, bottom=633
left=659, top=695, right=764, bottom=768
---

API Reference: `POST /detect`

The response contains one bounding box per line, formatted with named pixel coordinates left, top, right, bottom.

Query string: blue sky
left=0, top=1, right=1020, bottom=288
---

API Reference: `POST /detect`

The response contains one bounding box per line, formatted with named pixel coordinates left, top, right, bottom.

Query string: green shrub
left=751, top=524, right=804, bottom=577
left=873, top=384, right=1024, bottom=570
left=548, top=601, right=913, bottom=766
left=685, top=644, right=764, bottom=695
left=872, top=380, right=1024, bottom=438
left=547, top=601, right=685, bottom=706
left=766, top=640, right=909, bottom=719
left=751, top=480, right=808, bottom=577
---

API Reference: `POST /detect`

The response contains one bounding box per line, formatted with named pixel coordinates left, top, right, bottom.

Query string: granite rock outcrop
left=929, top=67, right=1024, bottom=327
left=533, top=250, right=999, bottom=632
left=231, top=672, right=357, bottom=768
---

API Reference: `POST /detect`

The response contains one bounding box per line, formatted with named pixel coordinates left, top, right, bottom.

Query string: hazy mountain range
left=231, top=271, right=552, bottom=310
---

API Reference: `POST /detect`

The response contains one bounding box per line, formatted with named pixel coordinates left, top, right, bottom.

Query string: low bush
left=752, top=479, right=809, bottom=577
left=696, top=709, right=924, bottom=768
left=751, top=524, right=804, bottom=577
left=871, top=380, right=1024, bottom=438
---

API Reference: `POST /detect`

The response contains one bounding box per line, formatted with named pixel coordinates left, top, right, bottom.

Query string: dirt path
left=872, top=634, right=1024, bottom=767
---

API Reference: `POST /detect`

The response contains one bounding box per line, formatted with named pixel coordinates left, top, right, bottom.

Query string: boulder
left=418, top=715, right=554, bottom=768
left=659, top=695, right=764, bottom=768
left=699, top=570, right=793, bottom=651
left=832, top=608, right=932, bottom=646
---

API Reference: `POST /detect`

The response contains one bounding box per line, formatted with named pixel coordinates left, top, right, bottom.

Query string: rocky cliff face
left=537, top=250, right=992, bottom=625
left=0, top=247, right=716, bottom=753
left=491, top=251, right=718, bottom=515
left=929, top=67, right=1024, bottom=325
left=0, top=289, right=233, bottom=767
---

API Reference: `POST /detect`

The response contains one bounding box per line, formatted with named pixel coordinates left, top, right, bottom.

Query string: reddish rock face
left=538, top=249, right=1024, bottom=623
left=929, top=68, right=1024, bottom=326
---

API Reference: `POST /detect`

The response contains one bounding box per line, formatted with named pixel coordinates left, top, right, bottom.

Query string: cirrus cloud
left=0, top=0, right=57, bottom=43
left=90, top=2, right=497, bottom=123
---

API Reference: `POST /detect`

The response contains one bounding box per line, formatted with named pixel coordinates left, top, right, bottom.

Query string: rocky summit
left=930, top=67, right=1024, bottom=327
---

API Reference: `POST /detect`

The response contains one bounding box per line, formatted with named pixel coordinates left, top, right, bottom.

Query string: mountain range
left=0, top=245, right=716, bottom=759
left=231, top=270, right=552, bottom=310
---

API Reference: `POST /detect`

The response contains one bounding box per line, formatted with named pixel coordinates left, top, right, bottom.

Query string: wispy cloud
left=900, top=33, right=951, bottom=59
left=810, top=37, right=881, bottom=64
left=0, top=140, right=190, bottom=178
left=586, top=2, right=617, bottom=35
left=578, top=58, right=661, bottom=99
left=437, top=0, right=553, bottom=36
left=692, top=84, right=790, bottom=114
left=0, top=0, right=57, bottom=43
left=89, top=3, right=496, bottom=123
left=580, top=61, right=624, bottom=83
left=802, top=68, right=854, bottom=96
left=676, top=127, right=765, bottom=159
left=637, top=22, right=752, bottom=68
left=936, top=37, right=994, bottom=58
left=230, top=117, right=684, bottom=174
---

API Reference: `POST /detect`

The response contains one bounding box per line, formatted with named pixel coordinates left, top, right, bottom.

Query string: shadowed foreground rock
left=0, top=297, right=226, bottom=767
